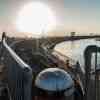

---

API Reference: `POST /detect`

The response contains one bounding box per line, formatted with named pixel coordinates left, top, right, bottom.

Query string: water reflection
left=54, top=39, right=100, bottom=72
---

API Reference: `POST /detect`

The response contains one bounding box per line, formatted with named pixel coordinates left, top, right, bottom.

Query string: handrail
left=2, top=34, right=31, bottom=70
left=53, top=50, right=76, bottom=63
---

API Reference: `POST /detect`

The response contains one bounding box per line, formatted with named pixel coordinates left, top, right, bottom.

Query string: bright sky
left=0, top=0, right=100, bottom=36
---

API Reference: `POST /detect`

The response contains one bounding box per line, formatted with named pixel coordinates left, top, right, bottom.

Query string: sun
left=16, top=2, right=56, bottom=36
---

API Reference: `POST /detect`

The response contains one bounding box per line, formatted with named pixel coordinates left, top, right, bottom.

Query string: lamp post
left=36, top=29, right=44, bottom=52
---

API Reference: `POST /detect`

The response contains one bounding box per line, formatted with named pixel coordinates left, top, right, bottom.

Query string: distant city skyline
left=0, top=0, right=100, bottom=37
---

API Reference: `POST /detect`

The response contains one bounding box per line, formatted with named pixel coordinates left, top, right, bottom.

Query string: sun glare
left=16, top=2, right=56, bottom=36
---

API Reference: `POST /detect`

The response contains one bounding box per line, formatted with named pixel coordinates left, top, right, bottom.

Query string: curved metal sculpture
left=35, top=68, right=74, bottom=96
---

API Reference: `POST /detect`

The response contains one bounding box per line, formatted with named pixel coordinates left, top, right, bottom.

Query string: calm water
left=54, top=39, right=100, bottom=72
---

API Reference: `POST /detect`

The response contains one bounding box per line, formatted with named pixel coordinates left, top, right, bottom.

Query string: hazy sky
left=0, top=0, right=100, bottom=36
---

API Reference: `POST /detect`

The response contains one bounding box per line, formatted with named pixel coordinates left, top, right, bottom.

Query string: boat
left=0, top=32, right=99, bottom=100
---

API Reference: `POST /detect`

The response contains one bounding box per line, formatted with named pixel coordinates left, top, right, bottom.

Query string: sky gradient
left=0, top=0, right=100, bottom=36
